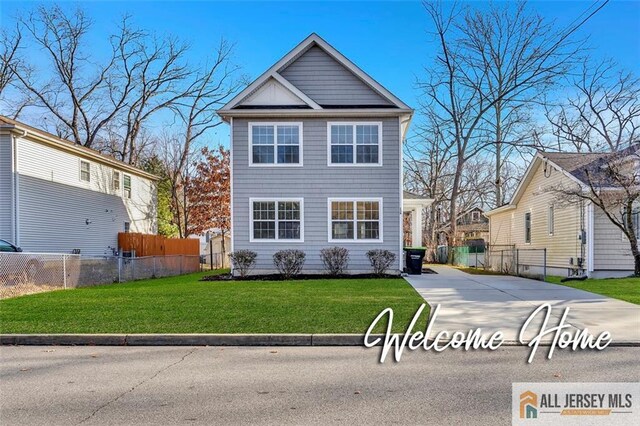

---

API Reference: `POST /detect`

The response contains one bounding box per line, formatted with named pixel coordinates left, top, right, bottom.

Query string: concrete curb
left=1, top=334, right=638, bottom=347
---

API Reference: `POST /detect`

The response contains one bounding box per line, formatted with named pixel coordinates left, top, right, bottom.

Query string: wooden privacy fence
left=118, top=233, right=200, bottom=257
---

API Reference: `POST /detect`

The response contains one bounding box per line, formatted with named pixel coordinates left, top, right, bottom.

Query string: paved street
left=1, top=345, right=639, bottom=425
left=405, top=266, right=640, bottom=343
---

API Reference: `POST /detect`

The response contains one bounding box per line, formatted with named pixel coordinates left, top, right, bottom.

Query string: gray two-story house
left=217, top=34, right=424, bottom=274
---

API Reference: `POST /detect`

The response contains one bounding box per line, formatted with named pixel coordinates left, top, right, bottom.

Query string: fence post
left=153, top=256, right=157, bottom=277
left=516, top=249, right=520, bottom=276
left=118, top=257, right=122, bottom=283
left=543, top=248, right=547, bottom=282
left=63, top=255, right=67, bottom=290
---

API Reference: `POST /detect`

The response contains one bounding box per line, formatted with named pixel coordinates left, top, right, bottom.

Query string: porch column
left=411, top=208, right=423, bottom=247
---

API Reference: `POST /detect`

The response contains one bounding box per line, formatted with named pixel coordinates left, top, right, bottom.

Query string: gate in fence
left=0, top=253, right=201, bottom=299
left=484, top=245, right=547, bottom=280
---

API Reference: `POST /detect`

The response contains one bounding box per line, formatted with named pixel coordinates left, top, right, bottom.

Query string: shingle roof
left=403, top=190, right=430, bottom=200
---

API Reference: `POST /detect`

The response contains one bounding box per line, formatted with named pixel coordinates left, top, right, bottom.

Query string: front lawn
left=0, top=270, right=428, bottom=334
left=454, top=267, right=506, bottom=276
left=546, top=275, right=640, bottom=305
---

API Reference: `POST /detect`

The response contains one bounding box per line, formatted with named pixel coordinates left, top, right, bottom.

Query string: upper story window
left=80, top=160, right=91, bottom=182
left=471, top=211, right=480, bottom=221
left=328, top=198, right=382, bottom=242
left=123, top=175, right=132, bottom=199
left=113, top=171, right=121, bottom=191
left=328, top=122, right=382, bottom=166
left=249, top=123, right=302, bottom=166
left=250, top=199, right=303, bottom=242
left=548, top=205, right=555, bottom=236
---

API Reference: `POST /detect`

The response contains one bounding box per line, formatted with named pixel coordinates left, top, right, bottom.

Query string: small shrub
left=229, top=250, right=257, bottom=277
left=367, top=249, right=396, bottom=276
left=273, top=250, right=306, bottom=279
left=320, top=247, right=349, bottom=275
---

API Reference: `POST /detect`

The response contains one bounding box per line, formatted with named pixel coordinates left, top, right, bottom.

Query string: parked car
left=0, top=239, right=42, bottom=284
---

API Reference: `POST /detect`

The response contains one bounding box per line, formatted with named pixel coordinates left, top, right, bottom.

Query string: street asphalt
left=1, top=345, right=639, bottom=425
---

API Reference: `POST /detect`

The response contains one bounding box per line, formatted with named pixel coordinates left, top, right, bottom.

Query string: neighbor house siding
left=592, top=207, right=635, bottom=271
left=232, top=117, right=401, bottom=273
left=489, top=162, right=585, bottom=272
left=14, top=137, right=156, bottom=256
left=279, top=46, right=392, bottom=106
left=0, top=133, right=13, bottom=241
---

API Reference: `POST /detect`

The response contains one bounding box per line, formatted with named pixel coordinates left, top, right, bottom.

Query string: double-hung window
left=548, top=205, right=555, bottom=236
left=113, top=171, right=121, bottom=191
left=250, top=123, right=302, bottom=166
left=80, top=160, right=91, bottom=182
left=525, top=212, right=532, bottom=243
left=123, top=175, right=132, bottom=199
left=251, top=199, right=303, bottom=241
left=329, top=198, right=382, bottom=242
left=328, top=122, right=382, bottom=166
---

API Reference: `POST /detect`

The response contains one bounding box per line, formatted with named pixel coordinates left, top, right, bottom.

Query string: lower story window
left=251, top=199, right=303, bottom=241
left=329, top=199, right=382, bottom=241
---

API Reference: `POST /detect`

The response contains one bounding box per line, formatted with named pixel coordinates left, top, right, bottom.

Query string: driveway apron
left=404, top=266, right=640, bottom=344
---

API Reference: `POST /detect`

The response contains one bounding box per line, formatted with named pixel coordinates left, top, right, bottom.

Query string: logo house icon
left=520, top=391, right=538, bottom=419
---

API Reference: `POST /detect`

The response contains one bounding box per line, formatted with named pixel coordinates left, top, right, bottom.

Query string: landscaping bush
left=229, top=250, right=257, bottom=277
left=320, top=247, right=349, bottom=275
left=367, top=249, right=396, bottom=276
left=273, top=250, right=306, bottom=279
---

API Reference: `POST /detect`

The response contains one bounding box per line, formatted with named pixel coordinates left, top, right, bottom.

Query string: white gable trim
left=242, top=77, right=307, bottom=107
left=219, top=33, right=411, bottom=112
left=271, top=73, right=321, bottom=109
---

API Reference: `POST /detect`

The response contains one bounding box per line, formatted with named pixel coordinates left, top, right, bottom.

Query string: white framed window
left=548, top=205, right=555, bottom=236
left=113, top=171, right=121, bottom=191
left=471, top=210, right=480, bottom=221
left=123, top=174, right=132, bottom=199
left=249, top=122, right=303, bottom=166
left=80, top=160, right=91, bottom=182
left=328, top=198, right=383, bottom=242
left=524, top=212, right=532, bottom=244
left=250, top=198, right=304, bottom=242
left=328, top=122, right=382, bottom=166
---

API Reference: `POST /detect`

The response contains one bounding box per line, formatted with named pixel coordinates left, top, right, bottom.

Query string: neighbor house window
left=80, top=160, right=91, bottom=182
left=113, top=171, right=121, bottom=191
left=471, top=211, right=480, bottom=221
left=249, top=123, right=302, bottom=165
left=251, top=199, right=303, bottom=241
left=329, top=199, right=382, bottom=241
left=328, top=123, right=382, bottom=165
left=123, top=175, right=132, bottom=199
left=525, top=212, right=532, bottom=243
left=548, top=205, right=554, bottom=235
left=124, top=222, right=130, bottom=233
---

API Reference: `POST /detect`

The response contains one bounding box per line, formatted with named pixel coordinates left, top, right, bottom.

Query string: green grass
left=546, top=275, right=640, bottom=305
left=0, top=270, right=428, bottom=334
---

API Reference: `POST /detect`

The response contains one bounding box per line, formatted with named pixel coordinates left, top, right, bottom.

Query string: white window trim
left=113, top=170, right=121, bottom=192
left=249, top=198, right=304, bottom=243
left=79, top=160, right=91, bottom=183
left=248, top=122, right=303, bottom=167
left=123, top=174, right=132, bottom=199
left=548, top=204, right=554, bottom=236
left=327, top=122, right=383, bottom=167
left=327, top=197, right=384, bottom=243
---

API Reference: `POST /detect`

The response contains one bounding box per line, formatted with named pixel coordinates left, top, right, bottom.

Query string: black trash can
left=404, top=248, right=426, bottom=275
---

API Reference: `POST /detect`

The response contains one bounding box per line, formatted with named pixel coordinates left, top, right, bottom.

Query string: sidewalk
left=404, top=266, right=640, bottom=343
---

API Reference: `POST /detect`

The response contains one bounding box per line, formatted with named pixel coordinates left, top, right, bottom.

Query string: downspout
left=13, top=130, right=26, bottom=245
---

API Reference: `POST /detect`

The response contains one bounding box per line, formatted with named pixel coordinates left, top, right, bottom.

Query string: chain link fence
left=484, top=245, right=547, bottom=280
left=0, top=253, right=201, bottom=299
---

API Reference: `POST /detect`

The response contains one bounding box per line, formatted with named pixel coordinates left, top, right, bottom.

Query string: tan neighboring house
left=485, top=150, right=638, bottom=278
left=456, top=207, right=489, bottom=245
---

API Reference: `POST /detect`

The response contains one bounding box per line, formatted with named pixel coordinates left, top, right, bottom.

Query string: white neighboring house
left=485, top=150, right=638, bottom=278
left=0, top=116, right=159, bottom=256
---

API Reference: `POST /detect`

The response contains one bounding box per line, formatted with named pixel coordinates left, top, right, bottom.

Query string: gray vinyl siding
left=279, top=46, right=393, bottom=106
left=0, top=133, right=13, bottom=241
left=232, top=117, right=401, bottom=274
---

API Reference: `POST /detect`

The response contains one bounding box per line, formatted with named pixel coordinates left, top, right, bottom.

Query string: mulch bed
left=200, top=273, right=401, bottom=281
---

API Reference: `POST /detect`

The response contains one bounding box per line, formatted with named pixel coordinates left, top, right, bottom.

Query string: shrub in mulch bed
left=200, top=273, right=401, bottom=282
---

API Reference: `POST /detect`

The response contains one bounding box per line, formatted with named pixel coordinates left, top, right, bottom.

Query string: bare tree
left=415, top=0, right=595, bottom=252
left=163, top=40, right=241, bottom=238
left=0, top=24, right=33, bottom=118
left=10, top=6, right=139, bottom=147
left=546, top=60, right=640, bottom=152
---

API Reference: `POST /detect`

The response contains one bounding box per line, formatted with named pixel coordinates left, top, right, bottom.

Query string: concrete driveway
left=404, top=266, right=640, bottom=344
